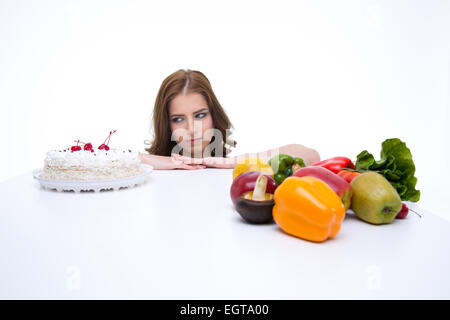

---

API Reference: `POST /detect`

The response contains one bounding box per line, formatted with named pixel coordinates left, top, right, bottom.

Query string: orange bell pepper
left=273, top=176, right=346, bottom=242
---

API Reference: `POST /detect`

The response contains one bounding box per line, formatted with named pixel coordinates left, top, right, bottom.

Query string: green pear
left=350, top=171, right=402, bottom=224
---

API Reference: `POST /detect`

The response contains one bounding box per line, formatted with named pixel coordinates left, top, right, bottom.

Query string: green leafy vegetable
left=355, top=138, right=420, bottom=202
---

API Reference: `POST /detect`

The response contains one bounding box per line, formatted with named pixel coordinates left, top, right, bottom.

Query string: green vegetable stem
left=269, top=154, right=306, bottom=185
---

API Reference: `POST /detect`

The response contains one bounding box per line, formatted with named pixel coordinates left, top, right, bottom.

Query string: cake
left=40, top=130, right=144, bottom=181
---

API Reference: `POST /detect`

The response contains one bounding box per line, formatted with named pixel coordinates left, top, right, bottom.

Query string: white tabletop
left=0, top=168, right=449, bottom=299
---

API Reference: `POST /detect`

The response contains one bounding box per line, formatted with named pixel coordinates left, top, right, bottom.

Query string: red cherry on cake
left=72, top=140, right=93, bottom=152
left=98, top=130, right=116, bottom=151
left=83, top=143, right=93, bottom=151
left=98, top=144, right=109, bottom=151
left=71, top=140, right=82, bottom=151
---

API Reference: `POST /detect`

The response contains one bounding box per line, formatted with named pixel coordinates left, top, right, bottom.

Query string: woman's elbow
left=307, top=148, right=321, bottom=165
left=282, top=143, right=320, bottom=166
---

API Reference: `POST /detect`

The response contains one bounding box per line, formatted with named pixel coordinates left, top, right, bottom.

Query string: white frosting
left=42, top=148, right=143, bottom=180
left=44, top=148, right=140, bottom=167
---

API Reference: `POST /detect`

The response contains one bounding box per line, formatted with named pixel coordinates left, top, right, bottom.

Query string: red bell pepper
left=312, top=157, right=354, bottom=174
left=293, top=166, right=352, bottom=210
left=337, top=169, right=360, bottom=183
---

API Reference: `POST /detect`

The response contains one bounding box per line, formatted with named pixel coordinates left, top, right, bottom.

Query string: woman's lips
left=190, top=138, right=202, bottom=144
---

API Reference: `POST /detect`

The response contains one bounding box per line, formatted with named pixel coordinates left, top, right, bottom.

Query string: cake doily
left=32, top=164, right=153, bottom=193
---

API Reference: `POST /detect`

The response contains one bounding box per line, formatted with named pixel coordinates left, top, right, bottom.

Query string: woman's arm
left=243, top=143, right=321, bottom=166
left=139, top=153, right=206, bottom=170
left=173, top=143, right=321, bottom=169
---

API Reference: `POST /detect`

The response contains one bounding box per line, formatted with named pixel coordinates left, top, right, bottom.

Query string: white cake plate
left=32, top=164, right=153, bottom=193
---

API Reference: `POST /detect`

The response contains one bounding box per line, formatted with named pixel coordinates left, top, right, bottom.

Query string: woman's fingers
left=171, top=154, right=234, bottom=169
left=171, top=154, right=203, bottom=165
left=179, top=163, right=195, bottom=170
left=202, top=157, right=234, bottom=168
left=170, top=154, right=186, bottom=166
left=179, top=163, right=206, bottom=170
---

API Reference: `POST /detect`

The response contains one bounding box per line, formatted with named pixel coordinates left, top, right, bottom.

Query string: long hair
left=145, top=69, right=236, bottom=157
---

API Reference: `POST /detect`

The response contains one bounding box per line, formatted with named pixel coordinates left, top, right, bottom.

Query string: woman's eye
left=172, top=117, right=183, bottom=123
left=195, top=113, right=207, bottom=119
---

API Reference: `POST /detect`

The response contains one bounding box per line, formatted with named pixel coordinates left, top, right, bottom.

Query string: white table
left=1, top=168, right=449, bottom=299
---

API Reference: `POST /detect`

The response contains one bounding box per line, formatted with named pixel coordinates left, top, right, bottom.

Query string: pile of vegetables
left=230, top=138, right=421, bottom=243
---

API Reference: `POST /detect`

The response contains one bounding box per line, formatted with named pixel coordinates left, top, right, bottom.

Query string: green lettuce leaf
left=355, top=138, right=420, bottom=202
left=355, top=150, right=375, bottom=171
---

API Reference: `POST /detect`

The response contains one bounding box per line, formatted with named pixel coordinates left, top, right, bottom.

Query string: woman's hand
left=171, top=154, right=236, bottom=169
left=139, top=153, right=206, bottom=170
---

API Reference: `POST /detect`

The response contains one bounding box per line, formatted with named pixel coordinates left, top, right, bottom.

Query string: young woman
left=139, top=69, right=320, bottom=170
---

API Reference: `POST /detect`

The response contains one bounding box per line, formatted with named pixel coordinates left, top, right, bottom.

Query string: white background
left=1, top=0, right=449, bottom=219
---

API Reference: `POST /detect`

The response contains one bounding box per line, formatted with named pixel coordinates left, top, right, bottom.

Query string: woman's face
left=168, top=92, right=214, bottom=156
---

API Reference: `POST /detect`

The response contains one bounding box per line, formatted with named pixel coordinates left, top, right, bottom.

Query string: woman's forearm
left=139, top=153, right=164, bottom=168
left=139, top=153, right=207, bottom=170
left=151, top=144, right=321, bottom=170
left=138, top=153, right=176, bottom=170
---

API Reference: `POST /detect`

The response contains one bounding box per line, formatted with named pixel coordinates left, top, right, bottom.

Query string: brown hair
left=145, top=69, right=237, bottom=157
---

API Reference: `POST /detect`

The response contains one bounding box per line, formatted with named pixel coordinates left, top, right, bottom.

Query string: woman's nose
left=187, top=119, right=202, bottom=138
